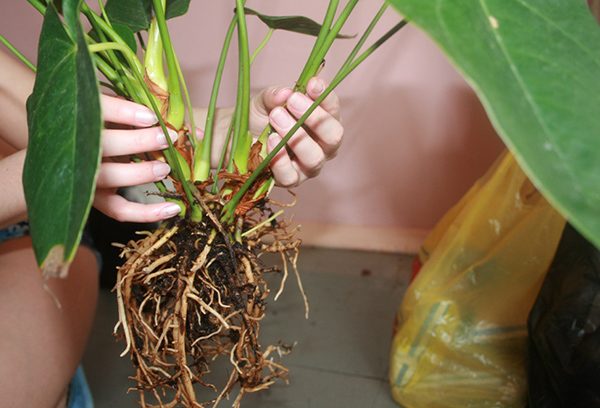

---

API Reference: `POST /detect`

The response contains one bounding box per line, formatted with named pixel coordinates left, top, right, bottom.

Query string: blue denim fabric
left=66, top=366, right=94, bottom=408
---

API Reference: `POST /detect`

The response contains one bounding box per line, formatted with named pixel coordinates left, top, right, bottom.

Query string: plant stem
left=229, top=1, right=252, bottom=174
left=151, top=0, right=185, bottom=130
left=193, top=14, right=239, bottom=183
left=145, top=17, right=169, bottom=93
left=173, top=51, right=198, bottom=148
left=25, top=0, right=46, bottom=15
left=81, top=3, right=144, bottom=78
left=296, top=0, right=339, bottom=88
left=0, top=35, right=36, bottom=72
left=250, top=28, right=274, bottom=66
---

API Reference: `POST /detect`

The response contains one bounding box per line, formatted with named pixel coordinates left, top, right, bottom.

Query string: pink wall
left=1, top=1, right=506, bottom=251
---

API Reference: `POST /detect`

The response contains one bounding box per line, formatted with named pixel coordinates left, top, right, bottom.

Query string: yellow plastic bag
left=389, top=151, right=566, bottom=408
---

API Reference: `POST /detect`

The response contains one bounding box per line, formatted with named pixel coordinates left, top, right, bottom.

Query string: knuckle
left=303, top=150, right=326, bottom=171
left=275, top=170, right=299, bottom=188
left=329, top=126, right=344, bottom=148
left=111, top=206, right=129, bottom=222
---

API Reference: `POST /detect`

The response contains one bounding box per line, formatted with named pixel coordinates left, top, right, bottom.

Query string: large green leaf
left=388, top=0, right=600, bottom=249
left=244, top=7, right=354, bottom=38
left=24, top=0, right=101, bottom=277
left=104, top=0, right=190, bottom=33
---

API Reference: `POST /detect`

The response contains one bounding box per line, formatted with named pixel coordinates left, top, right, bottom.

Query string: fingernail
left=289, top=93, right=311, bottom=112
left=153, top=161, right=171, bottom=178
left=160, top=203, right=182, bottom=218
left=272, top=86, right=289, bottom=96
left=136, top=109, right=158, bottom=126
left=271, top=108, right=293, bottom=128
left=311, top=79, right=325, bottom=95
left=157, top=128, right=178, bottom=148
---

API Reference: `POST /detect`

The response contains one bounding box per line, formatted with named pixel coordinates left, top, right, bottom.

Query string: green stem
left=296, top=0, right=359, bottom=91
left=241, top=209, right=283, bottom=237
left=152, top=0, right=185, bottom=130
left=81, top=3, right=144, bottom=78
left=337, top=2, right=392, bottom=77
left=193, top=16, right=238, bottom=182
left=25, top=0, right=46, bottom=14
left=0, top=35, right=36, bottom=72
left=145, top=17, right=169, bottom=92
left=211, top=112, right=237, bottom=194
left=173, top=51, right=198, bottom=150
left=296, top=0, right=339, bottom=87
left=250, top=28, right=274, bottom=66
left=85, top=24, right=144, bottom=105
left=196, top=9, right=243, bottom=185
left=228, top=1, right=252, bottom=174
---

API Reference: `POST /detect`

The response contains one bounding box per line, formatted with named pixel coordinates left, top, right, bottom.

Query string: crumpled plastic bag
left=389, top=151, right=566, bottom=408
left=527, top=223, right=600, bottom=408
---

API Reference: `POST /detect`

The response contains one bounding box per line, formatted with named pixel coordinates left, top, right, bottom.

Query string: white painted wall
left=0, top=0, right=506, bottom=253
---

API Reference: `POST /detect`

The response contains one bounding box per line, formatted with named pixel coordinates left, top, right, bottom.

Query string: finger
left=102, top=127, right=178, bottom=157
left=96, top=160, right=171, bottom=189
left=101, top=94, right=158, bottom=127
left=248, top=86, right=293, bottom=134
left=267, top=134, right=302, bottom=187
left=285, top=92, right=343, bottom=157
left=305, top=77, right=341, bottom=121
left=269, top=107, right=326, bottom=178
left=258, top=86, right=293, bottom=113
left=94, top=189, right=182, bottom=223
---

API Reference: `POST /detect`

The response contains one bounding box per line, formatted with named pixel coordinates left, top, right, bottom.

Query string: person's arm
left=0, top=150, right=27, bottom=229
left=0, top=49, right=34, bottom=151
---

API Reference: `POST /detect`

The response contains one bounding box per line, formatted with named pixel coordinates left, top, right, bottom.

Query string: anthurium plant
left=1, top=0, right=405, bottom=406
left=388, top=0, right=600, bottom=251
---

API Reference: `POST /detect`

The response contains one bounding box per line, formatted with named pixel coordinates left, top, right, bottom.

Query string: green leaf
left=105, top=0, right=152, bottom=33
left=244, top=7, right=354, bottom=38
left=165, top=0, right=191, bottom=20
left=88, top=22, right=137, bottom=53
left=104, top=0, right=190, bottom=32
left=24, top=0, right=101, bottom=277
left=388, top=0, right=600, bottom=249
left=112, top=23, right=138, bottom=54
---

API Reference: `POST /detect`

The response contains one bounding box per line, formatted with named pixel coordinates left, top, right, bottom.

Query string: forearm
left=0, top=150, right=27, bottom=229
left=0, top=49, right=34, bottom=150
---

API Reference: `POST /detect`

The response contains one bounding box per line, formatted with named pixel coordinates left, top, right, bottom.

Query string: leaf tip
left=41, top=245, right=71, bottom=279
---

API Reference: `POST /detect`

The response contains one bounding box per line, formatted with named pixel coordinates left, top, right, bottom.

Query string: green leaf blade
left=24, top=0, right=102, bottom=276
left=244, top=7, right=354, bottom=38
left=104, top=0, right=190, bottom=32
left=389, top=0, right=600, bottom=248
left=105, top=0, right=152, bottom=33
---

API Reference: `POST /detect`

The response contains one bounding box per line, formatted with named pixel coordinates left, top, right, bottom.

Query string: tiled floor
left=82, top=246, right=413, bottom=408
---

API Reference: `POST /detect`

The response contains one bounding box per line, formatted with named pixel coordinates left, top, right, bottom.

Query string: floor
left=82, top=246, right=413, bottom=408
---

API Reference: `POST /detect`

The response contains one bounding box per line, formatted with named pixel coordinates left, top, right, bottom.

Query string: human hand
left=94, top=95, right=182, bottom=223
left=249, top=77, right=343, bottom=187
